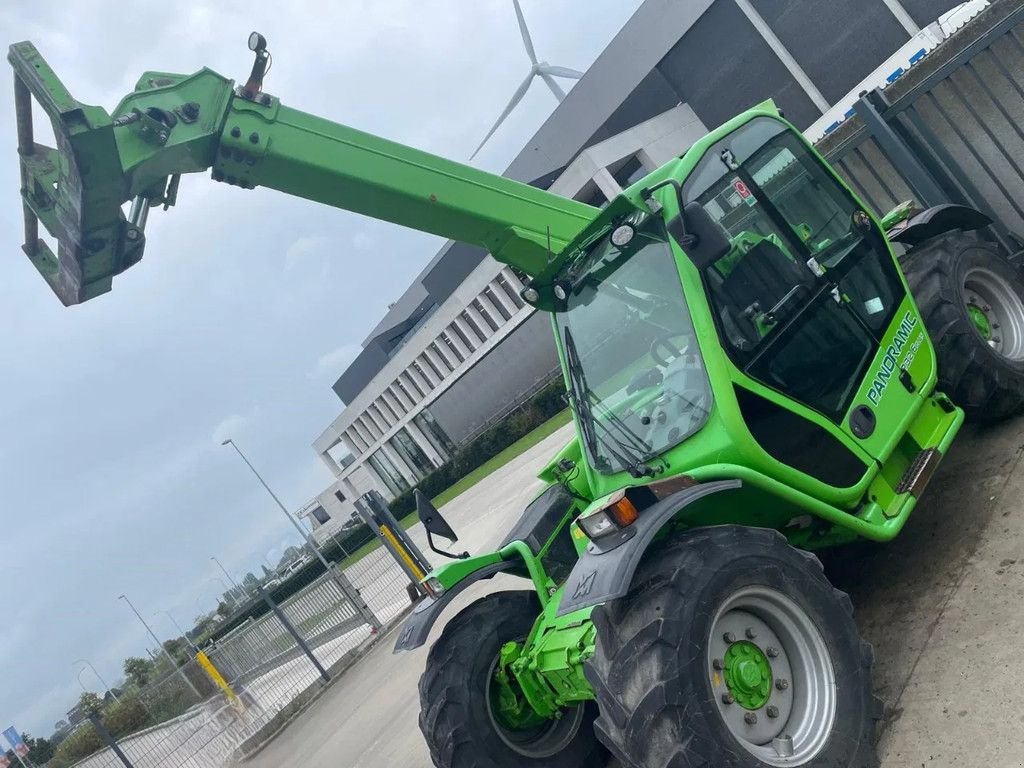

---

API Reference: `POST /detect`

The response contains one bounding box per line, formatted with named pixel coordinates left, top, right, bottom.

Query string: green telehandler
left=11, top=33, right=1024, bottom=768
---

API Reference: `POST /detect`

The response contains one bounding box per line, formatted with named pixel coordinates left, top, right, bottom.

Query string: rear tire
left=418, top=590, right=604, bottom=768
left=902, top=231, right=1024, bottom=420
left=586, top=527, right=879, bottom=768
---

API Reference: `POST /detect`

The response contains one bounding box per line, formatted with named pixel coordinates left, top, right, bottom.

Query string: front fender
left=889, top=204, right=992, bottom=247
left=393, top=561, right=515, bottom=652
left=556, top=480, right=741, bottom=616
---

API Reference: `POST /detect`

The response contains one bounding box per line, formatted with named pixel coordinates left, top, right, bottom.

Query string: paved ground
left=246, top=415, right=1024, bottom=768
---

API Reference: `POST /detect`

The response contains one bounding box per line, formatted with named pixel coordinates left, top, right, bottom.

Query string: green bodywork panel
left=11, top=43, right=968, bottom=734
left=499, top=588, right=596, bottom=718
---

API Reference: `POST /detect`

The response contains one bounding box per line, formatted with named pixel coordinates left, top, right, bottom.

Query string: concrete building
left=300, top=0, right=964, bottom=540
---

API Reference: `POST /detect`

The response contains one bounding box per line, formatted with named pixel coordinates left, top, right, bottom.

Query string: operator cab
left=682, top=117, right=905, bottom=424
left=528, top=112, right=920, bottom=496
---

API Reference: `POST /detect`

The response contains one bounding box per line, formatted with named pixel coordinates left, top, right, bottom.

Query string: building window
left=414, top=410, right=456, bottom=460
left=394, top=379, right=415, bottom=408
left=472, top=298, right=500, bottom=332
left=421, top=351, right=445, bottom=381
left=361, top=412, right=383, bottom=439
left=412, top=361, right=435, bottom=390
left=311, top=506, right=331, bottom=525
left=428, top=342, right=454, bottom=373
left=449, top=322, right=475, bottom=352
left=611, top=155, right=647, bottom=188
left=367, top=449, right=409, bottom=498
left=460, top=310, right=486, bottom=343
left=378, top=396, right=399, bottom=423
left=402, top=371, right=425, bottom=399
left=440, top=332, right=465, bottom=363
left=496, top=274, right=525, bottom=309
left=386, top=386, right=408, bottom=415
left=370, top=403, right=391, bottom=431
left=390, top=428, right=435, bottom=480
left=483, top=287, right=513, bottom=321
left=353, top=419, right=375, bottom=445
left=345, top=427, right=368, bottom=454
left=334, top=489, right=346, bottom=503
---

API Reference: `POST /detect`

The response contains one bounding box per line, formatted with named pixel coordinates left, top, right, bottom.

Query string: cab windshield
left=555, top=219, right=712, bottom=475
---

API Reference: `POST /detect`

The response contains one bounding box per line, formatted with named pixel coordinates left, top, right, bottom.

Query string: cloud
left=212, top=413, right=254, bottom=446
left=0, top=0, right=645, bottom=737
left=284, top=235, right=333, bottom=272
left=352, top=231, right=373, bottom=251
left=313, top=343, right=361, bottom=379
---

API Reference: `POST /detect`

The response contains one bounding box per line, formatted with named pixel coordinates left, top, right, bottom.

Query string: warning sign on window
left=732, top=178, right=756, bottom=206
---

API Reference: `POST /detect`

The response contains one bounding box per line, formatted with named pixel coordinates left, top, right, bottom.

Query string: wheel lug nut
left=713, top=658, right=724, bottom=670
left=723, top=632, right=737, bottom=643
left=745, top=627, right=757, bottom=639
left=744, top=712, right=758, bottom=725
left=767, top=705, right=779, bottom=718
left=722, top=692, right=735, bottom=705
left=775, top=678, right=789, bottom=690
left=766, top=647, right=779, bottom=658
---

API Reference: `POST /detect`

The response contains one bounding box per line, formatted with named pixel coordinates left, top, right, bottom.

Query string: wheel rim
left=709, top=586, right=837, bottom=766
left=485, top=655, right=585, bottom=758
left=963, top=266, right=1024, bottom=361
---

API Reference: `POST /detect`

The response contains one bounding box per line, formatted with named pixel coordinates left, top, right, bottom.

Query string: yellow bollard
left=379, top=523, right=426, bottom=581
left=196, top=650, right=245, bottom=713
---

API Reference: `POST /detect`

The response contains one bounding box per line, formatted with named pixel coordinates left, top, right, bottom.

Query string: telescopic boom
left=10, top=36, right=597, bottom=305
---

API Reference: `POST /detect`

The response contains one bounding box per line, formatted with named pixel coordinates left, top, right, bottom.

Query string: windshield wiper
left=563, top=327, right=655, bottom=479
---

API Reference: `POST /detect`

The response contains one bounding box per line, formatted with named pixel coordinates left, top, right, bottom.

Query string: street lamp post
left=221, top=438, right=381, bottom=631
left=119, top=594, right=202, bottom=698
left=154, top=610, right=199, bottom=653
left=221, top=438, right=335, bottom=575
left=72, top=659, right=119, bottom=703
left=210, top=575, right=242, bottom=608
left=211, top=555, right=246, bottom=604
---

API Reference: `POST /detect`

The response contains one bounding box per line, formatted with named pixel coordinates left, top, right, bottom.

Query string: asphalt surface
left=246, top=415, right=1024, bottom=768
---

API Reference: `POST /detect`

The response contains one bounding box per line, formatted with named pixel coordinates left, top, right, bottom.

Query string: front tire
left=586, top=527, right=878, bottom=768
left=418, top=590, right=604, bottom=768
left=902, top=231, right=1024, bottom=420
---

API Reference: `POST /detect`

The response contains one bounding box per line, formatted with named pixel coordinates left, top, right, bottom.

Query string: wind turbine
left=470, top=0, right=584, bottom=159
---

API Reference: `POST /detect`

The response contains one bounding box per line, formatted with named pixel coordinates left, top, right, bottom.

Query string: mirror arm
left=425, top=529, right=470, bottom=560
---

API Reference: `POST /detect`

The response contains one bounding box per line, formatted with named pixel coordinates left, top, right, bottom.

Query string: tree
left=21, top=734, right=55, bottom=763
left=123, top=656, right=155, bottom=689
left=72, top=691, right=103, bottom=721
left=162, top=637, right=191, bottom=666
left=53, top=719, right=69, bottom=733
left=216, top=601, right=232, bottom=618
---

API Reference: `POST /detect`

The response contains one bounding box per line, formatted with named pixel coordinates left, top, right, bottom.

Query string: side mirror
left=415, top=490, right=469, bottom=560
left=669, top=202, right=732, bottom=271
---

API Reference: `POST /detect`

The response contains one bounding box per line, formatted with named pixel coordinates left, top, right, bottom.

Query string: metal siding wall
left=754, top=0, right=912, bottom=103
left=427, top=311, right=559, bottom=445
left=656, top=0, right=822, bottom=130
left=905, top=34, right=1024, bottom=233
left=830, top=139, right=916, bottom=217
left=819, top=6, right=1024, bottom=245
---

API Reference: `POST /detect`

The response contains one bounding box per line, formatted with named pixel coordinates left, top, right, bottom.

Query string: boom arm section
left=10, top=40, right=597, bottom=305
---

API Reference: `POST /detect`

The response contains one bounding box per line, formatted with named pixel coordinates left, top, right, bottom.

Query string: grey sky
left=0, top=0, right=643, bottom=737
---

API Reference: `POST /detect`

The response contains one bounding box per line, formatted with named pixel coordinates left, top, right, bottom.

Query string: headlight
left=578, top=510, right=617, bottom=539
left=422, top=577, right=445, bottom=598
left=577, top=492, right=640, bottom=539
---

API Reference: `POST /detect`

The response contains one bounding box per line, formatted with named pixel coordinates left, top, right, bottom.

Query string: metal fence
left=819, top=0, right=1024, bottom=253
left=55, top=550, right=413, bottom=768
